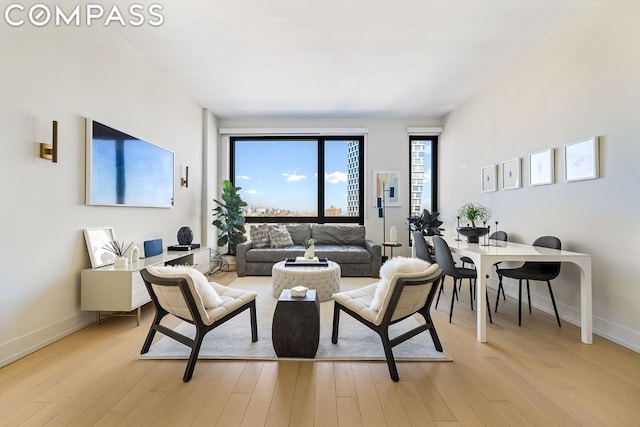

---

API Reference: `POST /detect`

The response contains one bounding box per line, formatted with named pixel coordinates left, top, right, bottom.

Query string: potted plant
left=407, top=209, right=444, bottom=236
left=303, top=238, right=316, bottom=259
left=457, top=202, right=492, bottom=243
left=212, top=180, right=247, bottom=269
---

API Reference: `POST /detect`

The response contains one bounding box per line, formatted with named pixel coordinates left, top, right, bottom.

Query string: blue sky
left=235, top=140, right=349, bottom=214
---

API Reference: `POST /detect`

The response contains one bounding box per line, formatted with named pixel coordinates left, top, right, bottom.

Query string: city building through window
left=409, top=136, right=438, bottom=217
left=231, top=136, right=365, bottom=224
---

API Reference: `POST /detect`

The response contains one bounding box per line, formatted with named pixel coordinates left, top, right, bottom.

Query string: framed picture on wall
left=501, top=158, right=521, bottom=190
left=529, top=148, right=554, bottom=186
left=373, top=171, right=400, bottom=206
left=481, top=165, right=497, bottom=192
left=564, top=137, right=599, bottom=182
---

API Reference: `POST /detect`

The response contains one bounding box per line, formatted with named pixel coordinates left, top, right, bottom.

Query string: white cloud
left=237, top=175, right=251, bottom=180
left=245, top=189, right=258, bottom=195
left=282, top=171, right=307, bottom=182
left=325, top=171, right=347, bottom=184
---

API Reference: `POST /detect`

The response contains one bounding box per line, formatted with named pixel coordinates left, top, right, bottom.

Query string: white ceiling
left=117, top=0, right=588, bottom=120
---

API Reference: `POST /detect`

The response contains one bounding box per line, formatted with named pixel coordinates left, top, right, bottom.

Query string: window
left=231, top=136, right=365, bottom=224
left=409, top=136, right=438, bottom=216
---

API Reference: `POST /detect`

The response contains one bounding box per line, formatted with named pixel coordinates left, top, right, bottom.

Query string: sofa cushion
left=285, top=224, right=312, bottom=245
left=312, top=224, right=366, bottom=245
left=250, top=224, right=271, bottom=248
left=245, top=246, right=305, bottom=262
left=313, top=245, right=371, bottom=264
left=268, top=225, right=294, bottom=248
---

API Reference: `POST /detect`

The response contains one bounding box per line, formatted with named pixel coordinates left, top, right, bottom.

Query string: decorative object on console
left=39, top=120, right=58, bottom=163
left=102, top=240, right=133, bottom=268
left=127, top=245, right=140, bottom=264
left=456, top=202, right=492, bottom=243
left=84, top=227, right=117, bottom=268
left=212, top=179, right=247, bottom=256
left=168, top=244, right=201, bottom=251
left=143, top=239, right=163, bottom=258
left=177, top=226, right=193, bottom=245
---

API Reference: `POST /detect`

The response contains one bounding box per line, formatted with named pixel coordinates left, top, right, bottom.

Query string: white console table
left=81, top=247, right=210, bottom=325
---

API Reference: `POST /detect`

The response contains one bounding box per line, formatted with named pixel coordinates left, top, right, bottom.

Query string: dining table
left=427, top=234, right=593, bottom=344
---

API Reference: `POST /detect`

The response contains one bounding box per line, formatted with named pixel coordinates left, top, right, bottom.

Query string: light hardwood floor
left=1, top=273, right=639, bottom=426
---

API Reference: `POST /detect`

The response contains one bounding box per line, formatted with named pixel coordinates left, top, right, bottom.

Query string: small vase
left=114, top=256, right=128, bottom=268
left=304, top=245, right=315, bottom=259
left=389, top=226, right=398, bottom=243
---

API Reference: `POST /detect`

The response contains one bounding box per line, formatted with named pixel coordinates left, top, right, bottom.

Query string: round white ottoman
left=272, top=260, right=341, bottom=302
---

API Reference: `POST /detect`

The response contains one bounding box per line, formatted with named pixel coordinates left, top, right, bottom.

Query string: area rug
left=139, top=276, right=450, bottom=361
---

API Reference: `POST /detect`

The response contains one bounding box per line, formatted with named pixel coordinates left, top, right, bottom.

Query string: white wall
left=0, top=24, right=204, bottom=366
left=439, top=0, right=640, bottom=350
left=217, top=117, right=441, bottom=256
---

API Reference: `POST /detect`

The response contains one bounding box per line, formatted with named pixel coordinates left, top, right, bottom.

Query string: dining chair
left=432, top=236, right=492, bottom=324
left=413, top=231, right=457, bottom=305
left=412, top=231, right=435, bottom=264
left=495, top=236, right=562, bottom=327
left=331, top=258, right=444, bottom=381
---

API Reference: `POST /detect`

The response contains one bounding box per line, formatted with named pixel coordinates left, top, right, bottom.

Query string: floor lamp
left=377, top=182, right=395, bottom=258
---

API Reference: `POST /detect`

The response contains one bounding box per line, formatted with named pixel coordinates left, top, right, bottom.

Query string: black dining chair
left=495, top=236, right=562, bottom=327
left=413, top=231, right=456, bottom=305
left=412, top=231, right=435, bottom=264
left=432, top=236, right=492, bottom=324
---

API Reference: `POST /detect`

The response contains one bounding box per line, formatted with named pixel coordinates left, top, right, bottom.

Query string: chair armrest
left=236, top=241, right=253, bottom=276
left=364, top=239, right=382, bottom=277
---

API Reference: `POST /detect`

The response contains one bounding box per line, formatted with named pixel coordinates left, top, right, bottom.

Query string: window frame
left=230, top=135, right=365, bottom=225
left=409, top=135, right=439, bottom=216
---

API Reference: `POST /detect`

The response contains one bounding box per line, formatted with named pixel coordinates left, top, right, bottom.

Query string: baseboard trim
left=492, top=280, right=640, bottom=353
left=0, top=312, right=94, bottom=368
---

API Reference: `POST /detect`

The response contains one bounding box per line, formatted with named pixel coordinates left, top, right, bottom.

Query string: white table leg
left=476, top=260, right=490, bottom=342
left=577, top=258, right=593, bottom=344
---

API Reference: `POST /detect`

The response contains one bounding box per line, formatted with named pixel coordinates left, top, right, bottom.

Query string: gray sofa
left=236, top=224, right=381, bottom=277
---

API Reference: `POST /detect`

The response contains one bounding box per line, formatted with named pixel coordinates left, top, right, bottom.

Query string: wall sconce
left=39, top=120, right=58, bottom=163
left=181, top=166, right=189, bottom=188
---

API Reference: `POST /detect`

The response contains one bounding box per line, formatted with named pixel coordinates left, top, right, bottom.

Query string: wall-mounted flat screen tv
left=86, top=119, right=174, bottom=208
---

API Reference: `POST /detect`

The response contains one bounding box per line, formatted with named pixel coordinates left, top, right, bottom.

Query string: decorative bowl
left=457, top=227, right=489, bottom=243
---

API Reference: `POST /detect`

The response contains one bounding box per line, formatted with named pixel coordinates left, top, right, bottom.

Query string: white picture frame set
left=529, top=148, right=555, bottom=186
left=564, top=137, right=599, bottom=182
left=481, top=165, right=497, bottom=192
left=501, top=158, right=521, bottom=190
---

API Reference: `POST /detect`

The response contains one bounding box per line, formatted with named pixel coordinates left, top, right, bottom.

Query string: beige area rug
left=139, top=276, right=450, bottom=361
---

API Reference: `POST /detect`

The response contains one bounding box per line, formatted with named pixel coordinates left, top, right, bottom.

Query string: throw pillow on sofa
left=250, top=224, right=271, bottom=248
left=268, top=225, right=294, bottom=248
